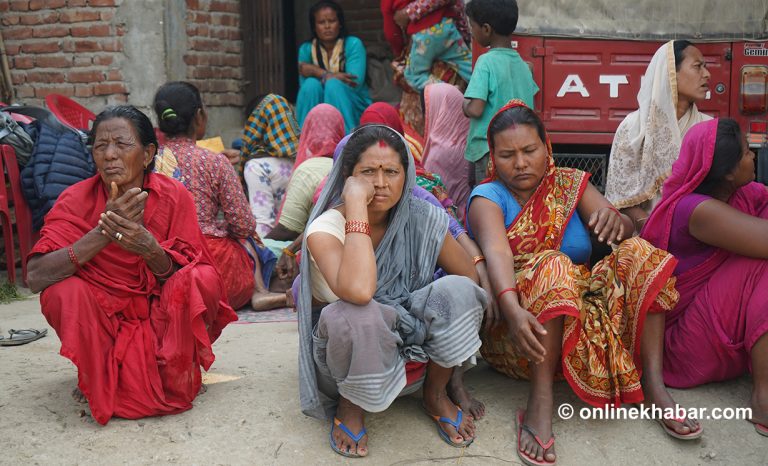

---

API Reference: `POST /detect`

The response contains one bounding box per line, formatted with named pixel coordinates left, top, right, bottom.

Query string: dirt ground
left=1, top=293, right=765, bottom=465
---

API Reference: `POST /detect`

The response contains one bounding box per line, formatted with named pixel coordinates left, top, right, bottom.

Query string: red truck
left=471, top=7, right=768, bottom=190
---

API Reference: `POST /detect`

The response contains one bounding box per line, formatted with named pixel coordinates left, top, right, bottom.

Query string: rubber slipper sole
left=0, top=329, right=47, bottom=346
left=516, top=409, right=556, bottom=466
left=658, top=419, right=703, bottom=440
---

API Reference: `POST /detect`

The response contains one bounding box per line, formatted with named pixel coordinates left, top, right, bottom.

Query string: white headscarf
left=605, top=40, right=711, bottom=210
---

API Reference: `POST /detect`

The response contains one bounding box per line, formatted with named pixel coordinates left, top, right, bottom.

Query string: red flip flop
left=753, top=421, right=768, bottom=437
left=516, top=409, right=556, bottom=466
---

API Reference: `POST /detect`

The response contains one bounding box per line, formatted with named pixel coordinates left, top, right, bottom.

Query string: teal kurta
left=297, top=36, right=372, bottom=133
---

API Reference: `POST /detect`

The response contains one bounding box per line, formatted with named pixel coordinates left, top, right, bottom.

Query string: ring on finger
left=115, top=232, right=123, bottom=241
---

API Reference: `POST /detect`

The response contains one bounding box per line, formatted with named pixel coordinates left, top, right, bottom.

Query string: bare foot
left=250, top=291, right=287, bottom=311
left=750, top=387, right=768, bottom=429
left=643, top=382, right=700, bottom=435
left=331, top=397, right=368, bottom=457
left=71, top=387, right=87, bottom=404
left=285, top=288, right=295, bottom=309
left=448, top=369, right=485, bottom=420
left=519, top=394, right=555, bottom=464
left=423, top=388, right=475, bottom=444
left=199, top=383, right=207, bottom=395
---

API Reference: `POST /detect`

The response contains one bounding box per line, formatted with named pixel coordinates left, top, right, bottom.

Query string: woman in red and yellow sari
left=467, top=102, right=699, bottom=466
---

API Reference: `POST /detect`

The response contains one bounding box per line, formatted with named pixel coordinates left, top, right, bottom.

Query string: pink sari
left=423, top=83, right=471, bottom=220
left=641, top=119, right=768, bottom=387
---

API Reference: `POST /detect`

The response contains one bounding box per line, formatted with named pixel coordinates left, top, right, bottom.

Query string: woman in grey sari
left=297, top=125, right=487, bottom=457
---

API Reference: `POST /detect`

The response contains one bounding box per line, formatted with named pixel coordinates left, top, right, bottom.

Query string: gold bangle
left=472, top=255, right=485, bottom=265
left=282, top=248, right=296, bottom=258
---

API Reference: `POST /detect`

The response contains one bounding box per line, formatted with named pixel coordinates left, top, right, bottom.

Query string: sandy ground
left=0, top=294, right=766, bottom=465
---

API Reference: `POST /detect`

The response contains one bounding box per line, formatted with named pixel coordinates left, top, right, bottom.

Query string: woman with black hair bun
left=153, top=81, right=287, bottom=311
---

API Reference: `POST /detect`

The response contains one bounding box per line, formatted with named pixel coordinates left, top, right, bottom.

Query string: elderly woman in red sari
left=467, top=102, right=698, bottom=466
left=642, top=118, right=768, bottom=437
left=26, top=106, right=237, bottom=426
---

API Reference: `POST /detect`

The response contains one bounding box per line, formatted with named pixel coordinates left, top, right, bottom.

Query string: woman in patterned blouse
left=153, top=81, right=287, bottom=311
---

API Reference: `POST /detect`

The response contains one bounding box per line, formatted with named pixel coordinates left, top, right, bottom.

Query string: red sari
left=479, top=101, right=680, bottom=407
left=32, top=173, right=237, bottom=425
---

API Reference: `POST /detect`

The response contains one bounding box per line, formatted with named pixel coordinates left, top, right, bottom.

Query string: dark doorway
left=241, top=0, right=299, bottom=105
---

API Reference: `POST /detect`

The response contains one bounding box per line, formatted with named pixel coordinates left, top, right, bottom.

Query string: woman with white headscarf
left=605, top=40, right=712, bottom=231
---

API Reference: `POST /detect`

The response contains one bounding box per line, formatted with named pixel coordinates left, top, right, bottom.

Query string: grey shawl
left=297, top=125, right=449, bottom=419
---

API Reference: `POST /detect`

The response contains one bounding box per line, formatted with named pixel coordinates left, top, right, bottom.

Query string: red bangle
left=497, top=286, right=518, bottom=300
left=67, top=246, right=81, bottom=269
left=607, top=206, right=621, bottom=217
left=345, top=220, right=371, bottom=236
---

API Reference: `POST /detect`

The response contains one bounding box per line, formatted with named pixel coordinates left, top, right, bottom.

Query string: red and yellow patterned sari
left=480, top=101, right=680, bottom=407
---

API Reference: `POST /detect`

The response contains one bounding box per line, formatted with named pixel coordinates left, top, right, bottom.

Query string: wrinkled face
left=729, top=133, right=756, bottom=187
left=676, top=46, right=711, bottom=103
left=314, top=7, right=341, bottom=43
left=352, top=143, right=406, bottom=213
left=491, top=124, right=549, bottom=198
left=92, top=118, right=153, bottom=192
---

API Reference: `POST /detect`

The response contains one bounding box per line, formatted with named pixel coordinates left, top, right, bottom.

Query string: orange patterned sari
left=480, top=101, right=680, bottom=407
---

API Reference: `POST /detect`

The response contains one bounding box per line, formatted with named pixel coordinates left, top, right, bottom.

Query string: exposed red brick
left=94, top=82, right=126, bottom=96
left=68, top=70, right=103, bottom=83
left=106, top=70, right=121, bottom=81
left=60, top=10, right=100, bottom=23
left=13, top=56, right=34, bottom=69
left=20, top=11, right=60, bottom=25
left=0, top=2, right=9, bottom=12
left=70, top=26, right=90, bottom=37
left=1, top=28, right=29, bottom=40
left=68, top=0, right=88, bottom=6
left=75, top=86, right=94, bottom=98
left=101, top=39, right=122, bottom=52
left=35, top=86, right=75, bottom=98
left=15, top=85, right=35, bottom=98
left=73, top=40, right=101, bottom=52
left=5, top=44, right=21, bottom=55
left=186, top=0, right=199, bottom=8
left=36, top=55, right=73, bottom=68
left=100, top=10, right=114, bottom=21
left=210, top=0, right=239, bottom=13
left=27, top=71, right=66, bottom=83
left=21, top=41, right=60, bottom=54
left=88, top=24, right=110, bottom=36
left=10, top=1, right=30, bottom=12
left=115, top=25, right=125, bottom=36
left=192, top=12, right=210, bottom=23
left=1, top=14, right=20, bottom=26
left=29, top=0, right=66, bottom=10
left=32, top=25, right=70, bottom=38
left=93, top=55, right=113, bottom=66
left=73, top=56, right=92, bottom=66
left=11, top=73, right=25, bottom=85
left=88, top=0, right=116, bottom=6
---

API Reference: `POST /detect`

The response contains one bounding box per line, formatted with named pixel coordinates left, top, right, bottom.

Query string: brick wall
left=1, top=0, right=127, bottom=106
left=184, top=0, right=243, bottom=107
left=1, top=0, right=245, bottom=122
left=336, top=0, right=385, bottom=47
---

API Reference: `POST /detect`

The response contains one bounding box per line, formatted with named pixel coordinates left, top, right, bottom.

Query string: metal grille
left=553, top=153, right=608, bottom=193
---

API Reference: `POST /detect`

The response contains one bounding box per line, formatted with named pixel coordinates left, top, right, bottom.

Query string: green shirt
left=464, top=48, right=539, bottom=162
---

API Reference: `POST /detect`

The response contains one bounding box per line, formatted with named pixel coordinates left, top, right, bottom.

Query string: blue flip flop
left=329, top=417, right=367, bottom=458
left=424, top=405, right=474, bottom=448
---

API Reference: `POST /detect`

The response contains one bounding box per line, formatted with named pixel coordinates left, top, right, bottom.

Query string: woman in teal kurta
left=296, top=1, right=371, bottom=133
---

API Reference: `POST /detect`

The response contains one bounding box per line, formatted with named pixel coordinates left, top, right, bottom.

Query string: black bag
left=0, top=107, right=35, bottom=166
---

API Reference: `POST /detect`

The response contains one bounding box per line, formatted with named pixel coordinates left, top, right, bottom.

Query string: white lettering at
left=557, top=74, right=590, bottom=97
left=599, top=75, right=629, bottom=98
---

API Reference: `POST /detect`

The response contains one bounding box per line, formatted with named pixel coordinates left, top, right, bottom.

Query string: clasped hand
left=588, top=206, right=625, bottom=246
left=98, top=182, right=160, bottom=257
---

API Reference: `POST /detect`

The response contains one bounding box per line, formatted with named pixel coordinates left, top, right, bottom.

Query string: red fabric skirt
left=205, top=236, right=255, bottom=310
left=40, top=263, right=234, bottom=425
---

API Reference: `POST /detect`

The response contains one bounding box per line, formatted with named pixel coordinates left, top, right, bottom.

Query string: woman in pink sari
left=641, top=118, right=768, bottom=437
left=422, top=83, right=471, bottom=221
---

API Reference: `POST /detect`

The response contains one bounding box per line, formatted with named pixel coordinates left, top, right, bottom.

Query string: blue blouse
left=467, top=181, right=592, bottom=265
